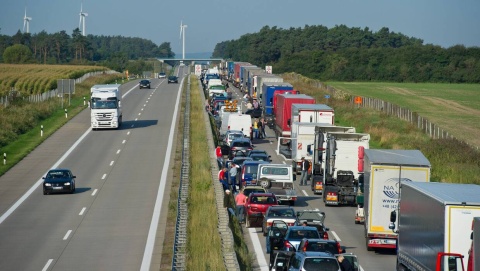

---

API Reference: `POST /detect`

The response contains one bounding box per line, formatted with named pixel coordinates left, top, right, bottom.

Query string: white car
left=158, top=72, right=166, bottom=79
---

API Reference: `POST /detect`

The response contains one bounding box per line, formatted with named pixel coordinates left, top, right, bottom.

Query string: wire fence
left=0, top=70, right=118, bottom=107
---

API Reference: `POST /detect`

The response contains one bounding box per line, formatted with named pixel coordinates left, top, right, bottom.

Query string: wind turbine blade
left=79, top=16, right=82, bottom=29
left=23, top=19, right=26, bottom=32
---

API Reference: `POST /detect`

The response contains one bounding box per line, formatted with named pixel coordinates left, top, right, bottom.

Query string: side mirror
left=287, top=119, right=291, bottom=127
left=72, top=176, right=77, bottom=178
left=390, top=210, right=397, bottom=223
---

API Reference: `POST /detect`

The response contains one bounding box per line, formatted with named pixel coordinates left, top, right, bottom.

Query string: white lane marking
left=141, top=108, right=144, bottom=111
left=146, top=100, right=149, bottom=103
left=79, top=207, right=86, bottom=216
left=138, top=113, right=141, bottom=116
left=110, top=161, right=114, bottom=166
left=91, top=189, right=98, bottom=196
left=42, top=259, right=54, bottom=271
left=116, top=149, right=121, bottom=154
left=101, top=174, right=106, bottom=180
left=302, top=190, right=308, bottom=196
left=0, top=84, right=138, bottom=225
left=63, top=230, right=72, bottom=240
left=122, top=140, right=126, bottom=144
left=282, top=161, right=286, bottom=164
left=360, top=265, right=365, bottom=271
left=144, top=104, right=147, bottom=107
left=127, top=131, right=131, bottom=135
left=248, top=227, right=269, bottom=271
left=135, top=118, right=138, bottom=121
left=330, top=230, right=342, bottom=242
left=140, top=75, right=184, bottom=271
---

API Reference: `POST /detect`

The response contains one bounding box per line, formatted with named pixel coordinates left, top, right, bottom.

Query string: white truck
left=291, top=104, right=334, bottom=124
left=226, top=114, right=252, bottom=138
left=90, top=84, right=122, bottom=130
left=389, top=181, right=480, bottom=271
left=469, top=217, right=480, bottom=271
left=257, top=163, right=297, bottom=206
left=322, top=132, right=370, bottom=206
left=363, top=149, right=431, bottom=252
left=310, top=125, right=357, bottom=194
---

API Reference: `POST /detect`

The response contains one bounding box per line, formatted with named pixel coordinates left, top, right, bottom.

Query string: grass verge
left=283, top=73, right=480, bottom=183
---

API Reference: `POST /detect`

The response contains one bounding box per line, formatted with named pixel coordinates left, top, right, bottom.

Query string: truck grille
left=94, top=112, right=113, bottom=121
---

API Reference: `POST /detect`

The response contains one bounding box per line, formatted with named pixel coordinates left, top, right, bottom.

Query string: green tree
left=3, top=44, right=33, bottom=63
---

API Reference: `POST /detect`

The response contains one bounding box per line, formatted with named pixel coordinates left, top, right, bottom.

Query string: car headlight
left=44, top=183, right=52, bottom=186
left=64, top=182, right=71, bottom=185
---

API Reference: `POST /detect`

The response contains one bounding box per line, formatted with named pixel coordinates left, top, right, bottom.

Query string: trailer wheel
left=397, top=260, right=407, bottom=271
left=365, top=236, right=374, bottom=251
left=259, top=178, right=271, bottom=189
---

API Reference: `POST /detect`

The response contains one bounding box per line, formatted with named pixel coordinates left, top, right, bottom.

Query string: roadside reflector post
left=83, top=97, right=86, bottom=106
left=3, top=153, right=5, bottom=165
left=41, top=125, right=44, bottom=137
left=65, top=108, right=68, bottom=118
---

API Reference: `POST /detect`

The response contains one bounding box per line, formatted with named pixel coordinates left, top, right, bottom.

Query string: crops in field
left=0, top=64, right=107, bottom=96
left=326, top=81, right=480, bottom=148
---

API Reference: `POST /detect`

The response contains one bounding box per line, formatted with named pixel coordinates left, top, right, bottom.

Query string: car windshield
left=244, top=189, right=264, bottom=197
left=302, top=258, right=338, bottom=271
left=229, top=134, right=243, bottom=140
left=269, top=209, right=295, bottom=217
left=140, top=80, right=149, bottom=84
left=169, top=76, right=177, bottom=79
left=251, top=155, right=267, bottom=161
left=47, top=170, right=70, bottom=178
left=245, top=164, right=259, bottom=174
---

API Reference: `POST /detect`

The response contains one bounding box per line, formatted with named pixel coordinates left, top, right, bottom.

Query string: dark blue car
left=241, top=161, right=270, bottom=186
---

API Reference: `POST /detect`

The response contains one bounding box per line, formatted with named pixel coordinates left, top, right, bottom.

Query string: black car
left=139, top=79, right=151, bottom=89
left=43, top=169, right=76, bottom=195
left=168, top=76, right=178, bottom=84
left=228, top=138, right=254, bottom=159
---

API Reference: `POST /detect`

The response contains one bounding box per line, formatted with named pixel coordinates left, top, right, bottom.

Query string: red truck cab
left=245, top=192, right=279, bottom=228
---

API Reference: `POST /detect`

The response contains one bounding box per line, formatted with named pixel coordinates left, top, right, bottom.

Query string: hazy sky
left=1, top=0, right=480, bottom=56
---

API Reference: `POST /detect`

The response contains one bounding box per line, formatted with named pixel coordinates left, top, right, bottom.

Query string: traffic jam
left=199, top=62, right=478, bottom=271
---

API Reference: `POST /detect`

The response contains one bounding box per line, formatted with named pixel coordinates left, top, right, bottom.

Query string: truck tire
left=397, top=260, right=408, bottom=271
left=365, top=236, right=374, bottom=251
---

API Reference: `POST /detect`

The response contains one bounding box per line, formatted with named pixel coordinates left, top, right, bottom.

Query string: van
left=227, top=114, right=252, bottom=137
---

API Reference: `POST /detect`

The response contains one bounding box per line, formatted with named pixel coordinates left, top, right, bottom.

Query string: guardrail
left=171, top=76, right=191, bottom=270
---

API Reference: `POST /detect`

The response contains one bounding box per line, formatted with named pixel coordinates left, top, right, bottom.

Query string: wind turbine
left=180, top=21, right=187, bottom=61
left=79, top=2, right=88, bottom=36
left=23, top=8, right=32, bottom=33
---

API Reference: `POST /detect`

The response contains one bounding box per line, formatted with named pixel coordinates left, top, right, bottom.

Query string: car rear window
left=245, top=164, right=259, bottom=174
left=232, top=142, right=251, bottom=147
left=250, top=196, right=276, bottom=204
left=287, top=230, right=320, bottom=240
left=302, top=258, right=338, bottom=271
left=261, top=167, right=288, bottom=175
left=306, top=242, right=338, bottom=255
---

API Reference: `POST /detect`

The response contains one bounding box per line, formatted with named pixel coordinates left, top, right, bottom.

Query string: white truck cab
left=90, top=84, right=122, bottom=130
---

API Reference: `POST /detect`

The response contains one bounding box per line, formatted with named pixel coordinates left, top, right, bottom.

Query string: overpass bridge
left=156, top=58, right=224, bottom=67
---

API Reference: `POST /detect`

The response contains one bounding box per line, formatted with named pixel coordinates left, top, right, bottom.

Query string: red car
left=245, top=192, right=279, bottom=228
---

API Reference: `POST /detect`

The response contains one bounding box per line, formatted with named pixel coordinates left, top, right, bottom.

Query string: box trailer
left=255, top=74, right=283, bottom=100
left=291, top=104, right=334, bottom=125
left=363, top=149, right=431, bottom=251
left=247, top=69, right=267, bottom=96
left=468, top=217, right=480, bottom=271
left=274, top=94, right=315, bottom=138
left=233, top=62, right=251, bottom=87
left=241, top=66, right=261, bottom=92
left=393, top=182, right=480, bottom=271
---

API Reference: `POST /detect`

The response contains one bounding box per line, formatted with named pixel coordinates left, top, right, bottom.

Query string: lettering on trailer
left=297, top=143, right=302, bottom=150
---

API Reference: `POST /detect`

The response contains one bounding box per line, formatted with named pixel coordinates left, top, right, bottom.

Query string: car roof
left=49, top=168, right=71, bottom=171
left=300, top=251, right=337, bottom=258
left=287, top=226, right=318, bottom=231
left=243, top=161, right=269, bottom=166
left=231, top=138, right=251, bottom=143
left=300, top=238, right=338, bottom=244
left=268, top=205, right=294, bottom=210
left=249, top=192, right=275, bottom=197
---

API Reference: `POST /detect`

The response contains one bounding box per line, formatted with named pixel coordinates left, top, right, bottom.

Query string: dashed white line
left=102, top=174, right=107, bottom=180
left=91, top=189, right=98, bottom=196
left=42, top=259, right=54, bottom=271
left=116, top=149, right=121, bottom=154
left=330, top=230, right=342, bottom=242
left=302, top=190, right=308, bottom=196
left=63, top=230, right=72, bottom=240
left=127, top=131, right=131, bottom=135
left=122, top=140, right=126, bottom=144
left=79, top=207, right=86, bottom=215
left=141, top=108, right=144, bottom=111
left=135, top=118, right=138, bottom=121
left=144, top=104, right=147, bottom=106
left=138, top=113, right=141, bottom=116
left=110, top=161, right=114, bottom=166
left=282, top=161, right=286, bottom=164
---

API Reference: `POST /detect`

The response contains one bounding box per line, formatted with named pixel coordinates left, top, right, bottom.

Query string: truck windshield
left=91, top=99, right=118, bottom=109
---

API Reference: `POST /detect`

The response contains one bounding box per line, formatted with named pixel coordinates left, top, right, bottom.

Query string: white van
left=227, top=114, right=252, bottom=137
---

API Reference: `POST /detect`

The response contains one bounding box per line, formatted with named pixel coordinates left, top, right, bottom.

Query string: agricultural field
left=327, top=81, right=480, bottom=148
left=0, top=64, right=106, bottom=96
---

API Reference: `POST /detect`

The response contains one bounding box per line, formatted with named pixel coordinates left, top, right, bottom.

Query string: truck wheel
left=366, top=236, right=374, bottom=251
left=397, top=260, right=407, bottom=271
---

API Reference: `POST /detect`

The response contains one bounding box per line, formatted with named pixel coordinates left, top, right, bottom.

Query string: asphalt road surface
left=0, top=67, right=187, bottom=271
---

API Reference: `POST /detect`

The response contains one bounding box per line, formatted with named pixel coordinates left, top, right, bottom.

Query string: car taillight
left=248, top=147, right=253, bottom=150
left=284, top=241, right=292, bottom=249
left=337, top=242, right=342, bottom=254
left=267, top=221, right=272, bottom=227
left=323, top=232, right=329, bottom=240
left=228, top=126, right=230, bottom=130
left=242, top=167, right=245, bottom=180
left=302, top=240, right=308, bottom=252
left=231, top=147, right=237, bottom=151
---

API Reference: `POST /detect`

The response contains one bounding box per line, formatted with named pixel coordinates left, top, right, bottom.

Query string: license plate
left=53, top=187, right=63, bottom=189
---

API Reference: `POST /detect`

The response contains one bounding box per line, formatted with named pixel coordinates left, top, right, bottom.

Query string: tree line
left=0, top=28, right=175, bottom=73
left=212, top=25, right=480, bottom=83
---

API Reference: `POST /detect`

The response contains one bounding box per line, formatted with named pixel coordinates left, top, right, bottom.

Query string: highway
left=224, top=83, right=397, bottom=270
left=0, top=66, right=188, bottom=271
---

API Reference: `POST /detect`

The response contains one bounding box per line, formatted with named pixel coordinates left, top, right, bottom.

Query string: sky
left=1, top=0, right=480, bottom=56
